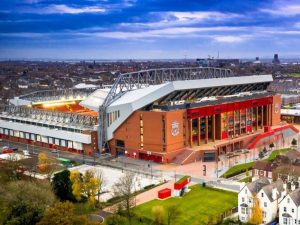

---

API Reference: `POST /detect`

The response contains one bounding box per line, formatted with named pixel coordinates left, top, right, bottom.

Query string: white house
left=238, top=178, right=270, bottom=223
left=279, top=187, right=300, bottom=225
left=257, top=179, right=286, bottom=224
left=239, top=178, right=286, bottom=224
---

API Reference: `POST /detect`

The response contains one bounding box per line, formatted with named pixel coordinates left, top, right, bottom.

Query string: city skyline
left=1, top=0, right=300, bottom=59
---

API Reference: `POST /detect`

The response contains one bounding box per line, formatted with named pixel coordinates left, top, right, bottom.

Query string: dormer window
left=261, top=192, right=264, bottom=197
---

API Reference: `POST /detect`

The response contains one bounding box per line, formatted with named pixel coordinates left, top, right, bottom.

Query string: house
left=252, top=161, right=277, bottom=181
left=257, top=179, right=286, bottom=224
left=279, top=187, right=300, bottom=225
left=239, top=178, right=286, bottom=224
left=238, top=178, right=270, bottom=223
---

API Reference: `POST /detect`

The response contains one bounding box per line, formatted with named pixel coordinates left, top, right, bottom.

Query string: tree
left=0, top=180, right=56, bottom=225
left=249, top=194, right=263, bottom=225
left=37, top=152, right=59, bottom=178
left=70, top=170, right=101, bottom=208
left=112, top=173, right=136, bottom=225
left=152, top=205, right=164, bottom=225
left=105, top=215, right=127, bottom=225
left=292, top=138, right=297, bottom=146
left=259, top=151, right=264, bottom=159
left=167, top=204, right=181, bottom=225
left=245, top=169, right=249, bottom=177
left=52, top=169, right=76, bottom=202
left=37, top=201, right=98, bottom=225
left=269, top=143, right=275, bottom=150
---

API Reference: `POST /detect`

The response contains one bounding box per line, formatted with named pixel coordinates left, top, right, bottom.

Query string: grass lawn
left=134, top=185, right=237, bottom=225
left=266, top=148, right=290, bottom=161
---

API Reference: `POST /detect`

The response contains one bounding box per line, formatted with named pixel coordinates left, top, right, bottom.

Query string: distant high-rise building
left=272, top=54, right=280, bottom=64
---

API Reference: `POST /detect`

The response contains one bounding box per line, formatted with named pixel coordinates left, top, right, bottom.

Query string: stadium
left=0, top=67, right=298, bottom=164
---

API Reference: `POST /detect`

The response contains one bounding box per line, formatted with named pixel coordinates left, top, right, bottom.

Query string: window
left=241, top=207, right=245, bottom=214
left=263, top=211, right=266, bottom=218
left=261, top=193, right=264, bottom=197
left=242, top=197, right=245, bottom=203
left=288, top=198, right=290, bottom=203
left=116, top=140, right=125, bottom=148
left=264, top=202, right=267, bottom=207
left=245, top=189, right=247, bottom=194
left=284, top=207, right=287, bottom=212
left=292, top=208, right=294, bottom=213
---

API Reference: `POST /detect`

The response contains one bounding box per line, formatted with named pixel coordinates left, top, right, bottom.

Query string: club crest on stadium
left=171, top=121, right=179, bottom=136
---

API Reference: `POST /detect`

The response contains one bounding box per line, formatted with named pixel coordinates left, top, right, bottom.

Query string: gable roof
left=261, top=179, right=284, bottom=202
left=246, top=177, right=270, bottom=194
left=289, top=189, right=300, bottom=206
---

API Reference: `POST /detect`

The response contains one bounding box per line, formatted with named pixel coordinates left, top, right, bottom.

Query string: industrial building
left=0, top=67, right=298, bottom=164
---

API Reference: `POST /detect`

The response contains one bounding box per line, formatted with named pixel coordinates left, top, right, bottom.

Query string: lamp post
left=147, top=151, right=153, bottom=178
left=122, top=150, right=127, bottom=173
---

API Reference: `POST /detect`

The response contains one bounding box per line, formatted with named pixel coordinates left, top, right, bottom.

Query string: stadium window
left=116, top=140, right=125, bottom=148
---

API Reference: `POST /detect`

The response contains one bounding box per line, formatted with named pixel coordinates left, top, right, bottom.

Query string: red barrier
left=158, top=188, right=171, bottom=199
left=174, top=176, right=191, bottom=190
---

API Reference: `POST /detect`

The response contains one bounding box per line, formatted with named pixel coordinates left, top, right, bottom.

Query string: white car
left=23, top=150, right=30, bottom=156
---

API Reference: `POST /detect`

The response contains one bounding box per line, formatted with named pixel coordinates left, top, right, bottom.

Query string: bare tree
left=94, top=168, right=105, bottom=206
left=167, top=204, right=181, bottom=225
left=112, top=172, right=136, bottom=225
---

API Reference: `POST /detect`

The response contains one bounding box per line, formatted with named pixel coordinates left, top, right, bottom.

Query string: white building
left=279, top=187, right=300, bottom=225
left=239, top=178, right=286, bottom=224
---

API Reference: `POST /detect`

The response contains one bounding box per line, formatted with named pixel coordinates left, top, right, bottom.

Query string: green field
left=134, top=185, right=237, bottom=225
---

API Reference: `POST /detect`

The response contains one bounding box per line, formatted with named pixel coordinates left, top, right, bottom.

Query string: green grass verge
left=222, top=162, right=254, bottom=178
left=239, top=176, right=252, bottom=183
left=266, top=148, right=291, bottom=161
left=222, top=148, right=291, bottom=178
left=134, top=185, right=237, bottom=225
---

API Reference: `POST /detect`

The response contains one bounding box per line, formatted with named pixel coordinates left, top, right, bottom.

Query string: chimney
left=272, top=188, right=277, bottom=200
left=283, top=182, right=287, bottom=191
left=291, top=183, right=296, bottom=191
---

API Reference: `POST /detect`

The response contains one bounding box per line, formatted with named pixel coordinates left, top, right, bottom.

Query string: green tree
left=152, top=205, right=164, bottom=225
left=167, top=205, right=181, bottom=225
left=105, top=215, right=127, bottom=225
left=292, top=138, right=297, bottom=146
left=259, top=151, right=264, bottom=159
left=269, top=143, right=275, bottom=150
left=0, top=181, right=56, bottom=225
left=52, top=169, right=76, bottom=202
left=37, top=201, right=98, bottom=225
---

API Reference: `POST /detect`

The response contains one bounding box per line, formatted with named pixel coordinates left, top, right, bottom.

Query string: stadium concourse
left=0, top=67, right=299, bottom=165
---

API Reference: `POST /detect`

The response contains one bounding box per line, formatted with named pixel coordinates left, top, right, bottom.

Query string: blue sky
left=1, top=0, right=300, bottom=59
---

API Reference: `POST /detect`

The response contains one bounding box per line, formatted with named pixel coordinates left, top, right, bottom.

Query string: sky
left=1, top=0, right=300, bottom=59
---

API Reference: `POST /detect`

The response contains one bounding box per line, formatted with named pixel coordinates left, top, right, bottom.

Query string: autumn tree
left=152, top=205, right=164, bottom=225
left=70, top=170, right=100, bottom=208
left=249, top=194, right=263, bottom=225
left=37, top=152, right=59, bottom=178
left=0, top=180, right=56, bottom=225
left=167, top=204, right=181, bottom=225
left=112, top=172, right=136, bottom=225
left=37, top=201, right=98, bottom=225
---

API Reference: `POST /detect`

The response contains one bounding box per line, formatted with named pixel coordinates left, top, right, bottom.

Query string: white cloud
left=213, top=35, right=250, bottom=43
left=120, top=11, right=241, bottom=29
left=45, top=4, right=106, bottom=14
left=261, top=3, right=300, bottom=16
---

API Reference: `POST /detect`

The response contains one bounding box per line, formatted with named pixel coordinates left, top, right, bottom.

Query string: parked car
left=51, top=150, right=58, bottom=154
left=2, top=149, right=13, bottom=154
